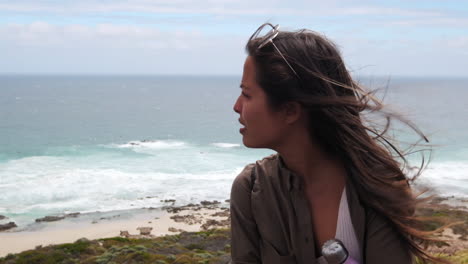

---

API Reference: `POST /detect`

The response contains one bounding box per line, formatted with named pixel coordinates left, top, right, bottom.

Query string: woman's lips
left=239, top=119, right=246, bottom=133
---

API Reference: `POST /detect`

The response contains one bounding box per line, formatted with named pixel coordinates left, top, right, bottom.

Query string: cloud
left=1, top=1, right=466, bottom=33
left=1, top=1, right=466, bottom=35
left=334, top=6, right=445, bottom=17
left=0, top=1, right=458, bottom=17
left=0, top=22, right=205, bottom=49
left=438, top=36, right=468, bottom=55
left=386, top=17, right=468, bottom=28
left=336, top=32, right=468, bottom=77
left=0, top=1, right=467, bottom=76
left=0, top=1, right=301, bottom=15
left=0, top=21, right=246, bottom=74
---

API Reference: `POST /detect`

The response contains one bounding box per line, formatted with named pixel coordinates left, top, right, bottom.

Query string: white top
left=317, top=186, right=362, bottom=264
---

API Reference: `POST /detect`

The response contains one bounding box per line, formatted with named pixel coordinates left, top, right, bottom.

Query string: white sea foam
left=114, top=140, right=188, bottom=150
left=211, top=143, right=241, bottom=148
left=415, top=161, right=468, bottom=197
left=423, top=161, right=468, bottom=180
left=3, top=143, right=464, bottom=228
left=0, top=150, right=249, bottom=227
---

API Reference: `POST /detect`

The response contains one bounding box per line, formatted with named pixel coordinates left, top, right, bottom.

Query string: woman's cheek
left=243, top=102, right=253, bottom=121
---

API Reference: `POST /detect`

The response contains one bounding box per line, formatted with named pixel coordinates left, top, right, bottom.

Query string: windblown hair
left=247, top=29, right=451, bottom=264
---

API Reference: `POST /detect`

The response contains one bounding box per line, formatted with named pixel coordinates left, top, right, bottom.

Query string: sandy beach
left=0, top=201, right=230, bottom=257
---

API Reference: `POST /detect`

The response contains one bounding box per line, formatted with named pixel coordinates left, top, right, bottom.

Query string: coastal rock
left=170, top=214, right=202, bottom=225
left=211, top=210, right=230, bottom=217
left=98, top=214, right=121, bottom=221
left=200, top=200, right=220, bottom=206
left=161, top=199, right=176, bottom=203
left=66, top=212, right=80, bottom=218
left=35, top=216, right=65, bottom=222
left=168, top=227, right=186, bottom=233
left=0, top=222, right=17, bottom=231
left=164, top=203, right=201, bottom=213
left=166, top=207, right=183, bottom=213
left=75, top=237, right=90, bottom=243
left=120, top=230, right=130, bottom=237
left=137, top=226, right=153, bottom=235
left=201, top=219, right=230, bottom=230
left=120, top=230, right=155, bottom=238
left=0, top=215, right=6, bottom=220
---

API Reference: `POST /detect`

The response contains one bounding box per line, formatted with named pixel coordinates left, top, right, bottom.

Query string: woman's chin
left=242, top=137, right=265, bottom=149
left=242, top=136, right=255, bottom=148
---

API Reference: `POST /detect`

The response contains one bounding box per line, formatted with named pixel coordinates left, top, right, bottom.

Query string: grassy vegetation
left=416, top=207, right=468, bottom=240
left=0, top=229, right=231, bottom=264
left=414, top=251, right=468, bottom=264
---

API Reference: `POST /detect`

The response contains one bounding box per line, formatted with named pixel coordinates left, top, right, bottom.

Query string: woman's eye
left=242, top=92, right=250, bottom=98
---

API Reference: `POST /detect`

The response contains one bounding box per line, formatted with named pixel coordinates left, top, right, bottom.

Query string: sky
left=0, top=0, right=467, bottom=77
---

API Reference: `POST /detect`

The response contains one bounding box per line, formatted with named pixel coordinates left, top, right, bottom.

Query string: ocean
left=0, top=75, right=467, bottom=227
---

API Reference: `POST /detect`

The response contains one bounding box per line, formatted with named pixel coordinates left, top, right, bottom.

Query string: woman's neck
left=275, top=131, right=346, bottom=191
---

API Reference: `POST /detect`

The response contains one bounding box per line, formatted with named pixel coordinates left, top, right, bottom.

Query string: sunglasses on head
left=249, top=23, right=300, bottom=79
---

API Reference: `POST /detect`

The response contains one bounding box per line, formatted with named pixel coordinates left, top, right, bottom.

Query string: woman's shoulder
left=232, top=154, right=279, bottom=188
left=232, top=163, right=255, bottom=189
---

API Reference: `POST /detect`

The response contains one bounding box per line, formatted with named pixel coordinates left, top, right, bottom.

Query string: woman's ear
left=282, top=102, right=303, bottom=125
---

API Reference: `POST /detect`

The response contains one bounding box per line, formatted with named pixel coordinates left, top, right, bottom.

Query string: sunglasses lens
left=256, top=25, right=274, bottom=39
left=253, top=25, right=276, bottom=49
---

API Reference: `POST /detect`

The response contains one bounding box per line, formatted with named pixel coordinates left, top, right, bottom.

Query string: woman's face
left=233, top=56, right=288, bottom=149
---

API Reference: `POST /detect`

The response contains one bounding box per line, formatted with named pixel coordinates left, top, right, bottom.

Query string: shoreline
left=0, top=201, right=230, bottom=257
left=0, top=195, right=467, bottom=260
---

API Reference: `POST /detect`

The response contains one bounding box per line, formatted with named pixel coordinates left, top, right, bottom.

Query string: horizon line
left=1, top=72, right=468, bottom=79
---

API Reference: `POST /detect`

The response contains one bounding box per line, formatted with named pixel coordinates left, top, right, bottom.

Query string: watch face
left=322, top=239, right=348, bottom=264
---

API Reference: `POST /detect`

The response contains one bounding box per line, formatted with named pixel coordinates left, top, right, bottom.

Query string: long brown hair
left=247, top=28, right=451, bottom=264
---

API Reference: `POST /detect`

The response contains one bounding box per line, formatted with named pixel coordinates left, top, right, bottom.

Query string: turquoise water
left=0, top=75, right=466, bottom=227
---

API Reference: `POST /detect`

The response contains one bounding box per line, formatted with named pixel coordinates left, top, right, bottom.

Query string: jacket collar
left=277, top=154, right=302, bottom=191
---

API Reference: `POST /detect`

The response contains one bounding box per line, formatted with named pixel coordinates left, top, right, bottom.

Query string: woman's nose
left=233, top=96, right=241, bottom=114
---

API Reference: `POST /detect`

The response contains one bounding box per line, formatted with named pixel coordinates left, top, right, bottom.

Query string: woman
left=230, top=23, right=447, bottom=264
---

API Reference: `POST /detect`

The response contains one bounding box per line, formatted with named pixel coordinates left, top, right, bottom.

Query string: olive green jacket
left=230, top=154, right=412, bottom=264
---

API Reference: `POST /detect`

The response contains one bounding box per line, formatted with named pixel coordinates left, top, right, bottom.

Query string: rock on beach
left=136, top=226, right=153, bottom=235
left=0, top=222, right=17, bottom=231
left=35, top=216, right=65, bottom=222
